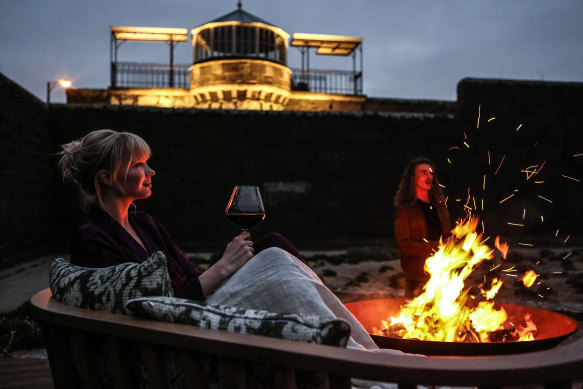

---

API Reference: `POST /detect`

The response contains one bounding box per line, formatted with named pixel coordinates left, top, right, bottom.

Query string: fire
left=374, top=217, right=537, bottom=343
left=519, top=270, right=538, bottom=287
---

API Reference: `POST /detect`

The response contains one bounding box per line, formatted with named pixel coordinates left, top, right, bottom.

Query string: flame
left=374, top=216, right=537, bottom=343
left=519, top=270, right=538, bottom=287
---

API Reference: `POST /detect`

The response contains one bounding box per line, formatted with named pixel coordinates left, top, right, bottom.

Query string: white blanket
left=206, top=247, right=403, bottom=389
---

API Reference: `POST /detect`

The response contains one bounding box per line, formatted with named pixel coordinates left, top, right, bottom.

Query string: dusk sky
left=1, top=0, right=582, bottom=103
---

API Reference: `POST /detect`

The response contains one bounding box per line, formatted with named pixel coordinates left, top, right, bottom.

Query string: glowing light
left=562, top=175, right=580, bottom=182
left=477, top=105, right=481, bottom=128
left=495, top=155, right=505, bottom=175
left=519, top=271, right=538, bottom=287
left=372, top=217, right=535, bottom=343
left=499, top=193, right=514, bottom=204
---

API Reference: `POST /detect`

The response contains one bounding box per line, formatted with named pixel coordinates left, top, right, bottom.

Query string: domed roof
left=202, top=3, right=279, bottom=28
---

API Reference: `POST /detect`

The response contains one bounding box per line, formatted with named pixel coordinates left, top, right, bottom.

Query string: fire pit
left=345, top=298, right=579, bottom=356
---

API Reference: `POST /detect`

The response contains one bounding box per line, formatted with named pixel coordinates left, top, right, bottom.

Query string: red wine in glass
left=225, top=186, right=266, bottom=232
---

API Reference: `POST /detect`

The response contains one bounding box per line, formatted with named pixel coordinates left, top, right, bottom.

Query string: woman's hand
left=198, top=232, right=254, bottom=297
left=219, top=232, right=255, bottom=275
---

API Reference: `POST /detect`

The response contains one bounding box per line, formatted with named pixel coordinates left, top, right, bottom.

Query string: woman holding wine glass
left=59, top=129, right=396, bottom=356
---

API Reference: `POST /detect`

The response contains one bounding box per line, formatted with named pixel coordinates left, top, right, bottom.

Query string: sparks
left=563, top=252, right=572, bottom=260
left=483, top=175, right=486, bottom=190
left=447, top=158, right=451, bottom=164
left=490, top=264, right=500, bottom=271
left=487, top=150, right=491, bottom=165
left=516, top=123, right=523, bottom=131
left=535, top=160, right=546, bottom=175
left=518, top=243, right=533, bottom=246
left=449, top=146, right=460, bottom=150
left=464, top=141, right=470, bottom=148
left=488, top=117, right=495, bottom=122
left=573, top=153, right=583, bottom=157
left=499, top=193, right=515, bottom=204
left=477, top=105, right=481, bottom=128
left=495, top=155, right=505, bottom=175
left=555, top=229, right=559, bottom=236
left=507, top=222, right=524, bottom=227
left=481, top=220, right=485, bottom=232
left=540, top=216, right=544, bottom=223
left=522, top=209, right=526, bottom=219
left=564, top=235, right=570, bottom=243
left=562, top=174, right=580, bottom=182
left=439, top=183, right=446, bottom=188
left=538, top=195, right=553, bottom=204
left=519, top=270, right=538, bottom=287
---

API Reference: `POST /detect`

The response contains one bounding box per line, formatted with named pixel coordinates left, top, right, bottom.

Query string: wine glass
left=225, top=185, right=266, bottom=232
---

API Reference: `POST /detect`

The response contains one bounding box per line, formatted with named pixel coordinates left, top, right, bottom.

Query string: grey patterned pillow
left=125, top=296, right=351, bottom=347
left=49, top=251, right=173, bottom=314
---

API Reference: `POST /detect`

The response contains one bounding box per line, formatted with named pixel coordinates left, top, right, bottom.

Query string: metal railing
left=110, top=62, right=363, bottom=95
left=111, top=62, right=190, bottom=89
left=290, top=68, right=362, bottom=95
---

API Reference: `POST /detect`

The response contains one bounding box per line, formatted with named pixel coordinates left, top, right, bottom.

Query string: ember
left=372, top=216, right=538, bottom=344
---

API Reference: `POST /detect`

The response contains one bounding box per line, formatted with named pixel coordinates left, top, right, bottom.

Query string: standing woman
left=394, top=157, right=451, bottom=298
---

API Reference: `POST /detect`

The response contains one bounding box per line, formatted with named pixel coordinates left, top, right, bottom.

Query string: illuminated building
left=67, top=3, right=365, bottom=111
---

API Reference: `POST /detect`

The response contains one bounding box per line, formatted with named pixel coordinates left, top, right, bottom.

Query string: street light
left=46, top=79, right=72, bottom=104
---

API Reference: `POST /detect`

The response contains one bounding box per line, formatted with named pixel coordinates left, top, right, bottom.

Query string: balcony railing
left=290, top=68, right=362, bottom=95
left=110, top=62, right=363, bottom=95
left=111, top=62, right=190, bottom=89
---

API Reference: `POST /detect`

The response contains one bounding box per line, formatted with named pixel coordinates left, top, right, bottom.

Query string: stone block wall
left=0, top=73, right=52, bottom=265
left=1, top=73, right=582, bottom=266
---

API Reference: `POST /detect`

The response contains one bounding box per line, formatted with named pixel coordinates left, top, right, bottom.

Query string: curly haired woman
left=394, top=157, right=451, bottom=297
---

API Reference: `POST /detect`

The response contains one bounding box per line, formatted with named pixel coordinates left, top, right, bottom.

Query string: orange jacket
left=394, top=201, right=450, bottom=280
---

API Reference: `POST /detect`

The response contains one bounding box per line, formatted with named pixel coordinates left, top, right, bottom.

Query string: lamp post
left=46, top=79, right=72, bottom=104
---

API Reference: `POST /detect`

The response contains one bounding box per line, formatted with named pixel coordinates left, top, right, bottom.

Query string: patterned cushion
left=125, top=296, right=351, bottom=347
left=49, top=251, right=173, bottom=314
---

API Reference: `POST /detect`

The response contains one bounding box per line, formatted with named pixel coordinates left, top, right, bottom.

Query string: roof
left=205, top=7, right=277, bottom=27
left=290, top=33, right=362, bottom=56
left=110, top=26, right=188, bottom=42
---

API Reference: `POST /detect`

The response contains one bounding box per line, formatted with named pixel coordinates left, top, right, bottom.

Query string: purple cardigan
left=70, top=206, right=204, bottom=300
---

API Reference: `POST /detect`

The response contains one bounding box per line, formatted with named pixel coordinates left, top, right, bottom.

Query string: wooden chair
left=30, top=289, right=583, bottom=389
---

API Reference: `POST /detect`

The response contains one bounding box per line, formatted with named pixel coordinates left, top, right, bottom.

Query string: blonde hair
left=58, top=129, right=151, bottom=207
left=393, top=157, right=445, bottom=207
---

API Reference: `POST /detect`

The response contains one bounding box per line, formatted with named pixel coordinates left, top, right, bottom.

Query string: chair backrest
left=30, top=288, right=583, bottom=388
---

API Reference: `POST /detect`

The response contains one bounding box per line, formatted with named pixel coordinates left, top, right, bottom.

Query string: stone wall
left=0, top=73, right=52, bottom=265
left=1, top=73, right=582, bottom=267
left=48, top=106, right=460, bottom=253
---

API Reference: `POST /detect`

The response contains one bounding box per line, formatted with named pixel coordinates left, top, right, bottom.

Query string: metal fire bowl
left=344, top=298, right=579, bottom=356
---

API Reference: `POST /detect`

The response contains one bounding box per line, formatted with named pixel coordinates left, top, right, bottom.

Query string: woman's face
left=414, top=163, right=434, bottom=195
left=116, top=154, right=155, bottom=200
